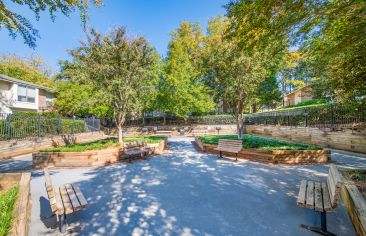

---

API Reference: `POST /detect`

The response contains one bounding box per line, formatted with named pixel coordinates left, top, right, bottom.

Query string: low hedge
left=198, top=134, right=322, bottom=151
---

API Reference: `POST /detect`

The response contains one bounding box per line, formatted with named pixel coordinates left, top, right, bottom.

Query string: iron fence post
left=57, top=116, right=61, bottom=134
left=330, top=103, right=335, bottom=130
left=7, top=114, right=12, bottom=139
left=305, top=109, right=308, bottom=127
left=37, top=114, right=41, bottom=137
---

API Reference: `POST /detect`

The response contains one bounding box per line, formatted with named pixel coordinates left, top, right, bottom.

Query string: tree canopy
left=156, top=22, right=215, bottom=120
left=0, top=54, right=54, bottom=87
left=66, top=27, right=160, bottom=143
left=0, top=0, right=102, bottom=48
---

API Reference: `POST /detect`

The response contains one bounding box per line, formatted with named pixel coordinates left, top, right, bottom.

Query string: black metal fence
left=0, top=113, right=100, bottom=140
left=124, top=114, right=237, bottom=126
left=243, top=104, right=366, bottom=129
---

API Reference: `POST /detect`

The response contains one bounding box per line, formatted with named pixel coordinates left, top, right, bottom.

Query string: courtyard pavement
left=1, top=137, right=365, bottom=235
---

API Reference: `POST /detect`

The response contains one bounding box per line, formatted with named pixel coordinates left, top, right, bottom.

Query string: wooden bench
left=297, top=164, right=343, bottom=236
left=214, top=139, right=243, bottom=161
left=120, top=141, right=151, bottom=162
left=44, top=168, right=88, bottom=233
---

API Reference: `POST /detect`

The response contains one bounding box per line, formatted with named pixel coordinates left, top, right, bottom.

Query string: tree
left=159, top=22, right=215, bottom=120
left=0, top=53, right=54, bottom=87
left=226, top=0, right=366, bottom=102
left=202, top=16, right=285, bottom=138
left=0, top=0, right=102, bottom=48
left=68, top=27, right=160, bottom=144
left=254, top=73, right=282, bottom=111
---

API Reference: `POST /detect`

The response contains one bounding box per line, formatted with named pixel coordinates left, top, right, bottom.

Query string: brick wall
left=0, top=131, right=105, bottom=160
left=246, top=125, right=366, bottom=154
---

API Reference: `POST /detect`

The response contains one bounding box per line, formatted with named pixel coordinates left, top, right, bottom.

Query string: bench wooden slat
left=73, top=185, right=88, bottom=208
left=297, top=180, right=307, bottom=206
left=322, top=182, right=332, bottom=211
left=59, top=185, right=74, bottom=215
left=65, top=184, right=82, bottom=211
left=54, top=188, right=64, bottom=215
left=314, top=182, right=323, bottom=211
left=306, top=181, right=315, bottom=209
left=327, top=164, right=342, bottom=207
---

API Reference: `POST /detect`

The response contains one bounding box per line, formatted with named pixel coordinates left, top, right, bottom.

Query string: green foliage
left=42, top=136, right=165, bottom=152
left=158, top=22, right=215, bottom=119
left=278, top=100, right=326, bottom=110
left=198, top=135, right=322, bottom=151
left=0, top=185, right=19, bottom=236
left=68, top=27, right=160, bottom=143
left=254, top=73, right=282, bottom=109
left=201, top=16, right=286, bottom=136
left=41, top=137, right=119, bottom=152
left=226, top=0, right=366, bottom=102
left=191, top=115, right=236, bottom=124
left=0, top=54, right=54, bottom=87
left=0, top=0, right=102, bottom=48
left=344, top=170, right=366, bottom=182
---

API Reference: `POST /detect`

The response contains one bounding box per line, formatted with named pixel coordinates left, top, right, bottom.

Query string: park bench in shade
left=44, top=168, right=88, bottom=233
left=214, top=139, right=243, bottom=161
left=297, top=164, right=343, bottom=236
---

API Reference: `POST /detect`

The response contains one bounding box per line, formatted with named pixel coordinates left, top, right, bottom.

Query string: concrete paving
left=1, top=137, right=365, bottom=235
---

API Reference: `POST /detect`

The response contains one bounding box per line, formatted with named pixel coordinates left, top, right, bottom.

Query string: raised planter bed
left=339, top=168, right=366, bottom=236
left=33, top=138, right=167, bottom=168
left=0, top=173, right=31, bottom=236
left=195, top=137, right=330, bottom=164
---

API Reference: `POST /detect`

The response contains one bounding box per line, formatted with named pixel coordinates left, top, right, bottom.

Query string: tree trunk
left=163, top=112, right=166, bottom=125
left=117, top=125, right=124, bottom=145
left=237, top=113, right=244, bottom=139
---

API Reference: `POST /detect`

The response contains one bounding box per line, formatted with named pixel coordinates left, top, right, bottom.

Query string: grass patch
left=0, top=185, right=19, bottom=236
left=41, top=136, right=166, bottom=152
left=197, top=134, right=322, bottom=151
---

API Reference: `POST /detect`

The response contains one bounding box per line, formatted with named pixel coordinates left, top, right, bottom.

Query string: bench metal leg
left=58, top=214, right=68, bottom=234
left=300, top=212, right=336, bottom=236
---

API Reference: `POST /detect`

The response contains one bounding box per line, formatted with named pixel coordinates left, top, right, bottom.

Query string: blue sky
left=0, top=0, right=227, bottom=71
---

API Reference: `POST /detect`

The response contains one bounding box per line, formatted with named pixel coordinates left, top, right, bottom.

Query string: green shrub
left=42, top=136, right=166, bottom=152
left=191, top=114, right=236, bottom=124
left=0, top=185, right=19, bottom=236
left=198, top=134, right=322, bottom=150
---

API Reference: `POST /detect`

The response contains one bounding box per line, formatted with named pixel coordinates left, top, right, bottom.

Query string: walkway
left=1, top=137, right=364, bottom=235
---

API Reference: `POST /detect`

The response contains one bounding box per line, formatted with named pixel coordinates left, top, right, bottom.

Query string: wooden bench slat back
left=326, top=164, right=343, bottom=208
left=44, top=168, right=65, bottom=215
left=217, top=139, right=242, bottom=152
left=44, top=169, right=56, bottom=210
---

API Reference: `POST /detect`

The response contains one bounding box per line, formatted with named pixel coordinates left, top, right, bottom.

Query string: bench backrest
left=44, top=168, right=57, bottom=212
left=217, top=139, right=243, bottom=152
left=326, top=164, right=343, bottom=208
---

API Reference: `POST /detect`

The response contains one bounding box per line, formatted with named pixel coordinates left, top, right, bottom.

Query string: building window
left=17, top=85, right=36, bottom=103
left=45, top=92, right=53, bottom=102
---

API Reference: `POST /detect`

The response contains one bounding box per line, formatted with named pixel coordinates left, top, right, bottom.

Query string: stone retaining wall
left=0, top=132, right=105, bottom=160
left=0, top=173, right=31, bottom=236
left=246, top=125, right=366, bottom=154
left=195, top=137, right=330, bottom=164
left=33, top=139, right=167, bottom=168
